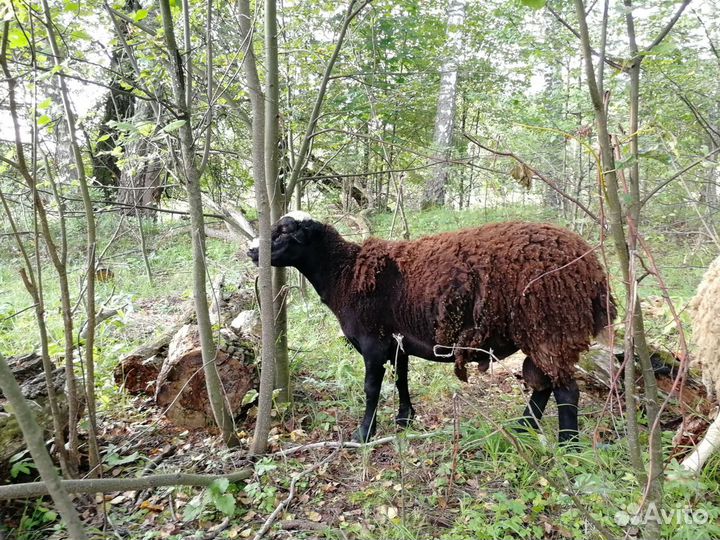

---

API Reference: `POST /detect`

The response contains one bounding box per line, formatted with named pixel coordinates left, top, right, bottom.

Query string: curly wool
left=690, top=255, right=720, bottom=401
left=350, top=221, right=616, bottom=384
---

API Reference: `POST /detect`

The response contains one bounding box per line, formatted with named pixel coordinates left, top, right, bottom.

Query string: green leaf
left=64, top=1, right=80, bottom=11
left=37, top=115, right=52, bottom=127
left=96, top=134, right=111, bottom=143
left=7, top=28, right=29, bottom=49
left=210, top=477, right=230, bottom=494
left=134, top=9, right=148, bottom=21
left=519, top=0, right=545, bottom=8
left=161, top=119, right=186, bottom=133
left=241, top=388, right=258, bottom=406
left=10, top=461, right=31, bottom=478
left=41, top=510, right=58, bottom=522
left=71, top=29, right=91, bottom=41
left=38, top=98, right=52, bottom=110
left=212, top=493, right=236, bottom=516
left=137, top=121, right=156, bottom=137
left=106, top=451, right=140, bottom=466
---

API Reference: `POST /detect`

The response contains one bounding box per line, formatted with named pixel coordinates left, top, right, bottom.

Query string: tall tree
left=421, top=0, right=466, bottom=209
left=571, top=0, right=691, bottom=534
left=157, top=0, right=239, bottom=448
left=40, top=0, right=102, bottom=476
left=264, top=0, right=290, bottom=405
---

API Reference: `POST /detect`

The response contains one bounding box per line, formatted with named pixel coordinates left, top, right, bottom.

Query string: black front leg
left=553, top=380, right=580, bottom=445
left=353, top=352, right=386, bottom=443
left=393, top=354, right=415, bottom=428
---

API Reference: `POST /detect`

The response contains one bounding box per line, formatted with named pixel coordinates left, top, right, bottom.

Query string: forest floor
left=1, top=206, right=720, bottom=540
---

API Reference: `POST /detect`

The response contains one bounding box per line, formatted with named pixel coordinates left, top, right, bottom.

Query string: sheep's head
left=247, top=211, right=321, bottom=268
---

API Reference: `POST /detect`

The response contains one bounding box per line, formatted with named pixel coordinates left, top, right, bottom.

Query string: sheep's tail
left=592, top=281, right=618, bottom=346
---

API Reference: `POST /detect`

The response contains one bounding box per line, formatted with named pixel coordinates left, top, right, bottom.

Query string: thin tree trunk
left=0, top=23, right=81, bottom=476
left=41, top=0, right=101, bottom=477
left=264, top=0, right=290, bottom=404
left=0, top=354, right=88, bottom=540
left=0, top=187, right=70, bottom=475
left=622, top=2, right=663, bottom=517
left=574, top=2, right=690, bottom=534
left=157, top=0, right=239, bottom=447
left=574, top=0, right=646, bottom=488
left=238, top=0, right=276, bottom=455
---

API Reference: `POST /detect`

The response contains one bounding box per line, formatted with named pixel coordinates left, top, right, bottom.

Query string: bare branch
left=0, top=468, right=253, bottom=501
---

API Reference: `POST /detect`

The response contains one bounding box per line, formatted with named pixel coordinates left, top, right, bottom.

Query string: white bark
left=682, top=411, right=720, bottom=473
left=422, top=0, right=466, bottom=208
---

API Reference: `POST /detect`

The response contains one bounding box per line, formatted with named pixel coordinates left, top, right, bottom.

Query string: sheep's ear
left=293, top=220, right=324, bottom=244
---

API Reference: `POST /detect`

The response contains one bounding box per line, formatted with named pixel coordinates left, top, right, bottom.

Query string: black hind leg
left=521, top=388, right=553, bottom=430
left=553, top=380, right=580, bottom=445
left=519, top=357, right=552, bottom=430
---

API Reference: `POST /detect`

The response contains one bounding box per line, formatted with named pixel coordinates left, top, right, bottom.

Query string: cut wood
left=114, top=305, right=196, bottom=395
left=0, top=353, right=70, bottom=473
left=116, top=283, right=260, bottom=429
left=578, top=344, right=711, bottom=424
left=154, top=325, right=257, bottom=429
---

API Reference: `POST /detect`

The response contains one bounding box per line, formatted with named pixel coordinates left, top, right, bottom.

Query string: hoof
left=558, top=432, right=580, bottom=450
left=517, top=416, right=540, bottom=432
left=395, top=407, right=416, bottom=429
left=352, top=425, right=374, bottom=443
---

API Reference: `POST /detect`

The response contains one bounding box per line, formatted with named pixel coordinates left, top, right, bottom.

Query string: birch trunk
left=421, top=0, right=466, bottom=209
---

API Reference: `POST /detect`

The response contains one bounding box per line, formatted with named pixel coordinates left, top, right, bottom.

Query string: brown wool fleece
left=344, top=221, right=616, bottom=384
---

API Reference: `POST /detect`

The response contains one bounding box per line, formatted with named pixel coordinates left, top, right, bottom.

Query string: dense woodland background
left=1, top=0, right=720, bottom=538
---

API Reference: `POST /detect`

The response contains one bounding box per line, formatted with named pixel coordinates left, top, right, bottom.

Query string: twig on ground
left=190, top=517, right=231, bottom=540
left=278, top=519, right=328, bottom=531
left=134, top=445, right=178, bottom=508
left=272, top=429, right=453, bottom=458
left=252, top=444, right=342, bottom=540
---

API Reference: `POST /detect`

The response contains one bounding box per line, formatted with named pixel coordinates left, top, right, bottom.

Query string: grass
left=1, top=204, right=720, bottom=539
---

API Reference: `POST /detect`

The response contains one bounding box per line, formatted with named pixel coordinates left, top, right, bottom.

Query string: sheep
left=683, top=255, right=720, bottom=471
left=688, top=255, right=720, bottom=401
left=248, top=211, right=617, bottom=444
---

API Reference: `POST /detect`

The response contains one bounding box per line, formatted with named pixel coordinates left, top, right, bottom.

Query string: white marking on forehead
left=281, top=210, right=313, bottom=222
left=248, top=237, right=259, bottom=249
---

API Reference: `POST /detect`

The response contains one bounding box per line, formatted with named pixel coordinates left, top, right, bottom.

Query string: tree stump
left=115, top=285, right=260, bottom=430
left=154, top=325, right=257, bottom=429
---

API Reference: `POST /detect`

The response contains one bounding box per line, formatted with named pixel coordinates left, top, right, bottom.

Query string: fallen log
left=0, top=468, right=253, bottom=501
left=579, top=344, right=710, bottom=418
left=0, top=353, right=69, bottom=475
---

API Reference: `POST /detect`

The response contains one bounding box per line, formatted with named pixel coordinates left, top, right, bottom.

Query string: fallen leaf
left=307, top=511, right=323, bottom=522
left=140, top=501, right=165, bottom=512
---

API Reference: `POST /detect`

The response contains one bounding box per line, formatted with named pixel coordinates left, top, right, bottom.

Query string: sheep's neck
left=297, top=234, right=359, bottom=310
